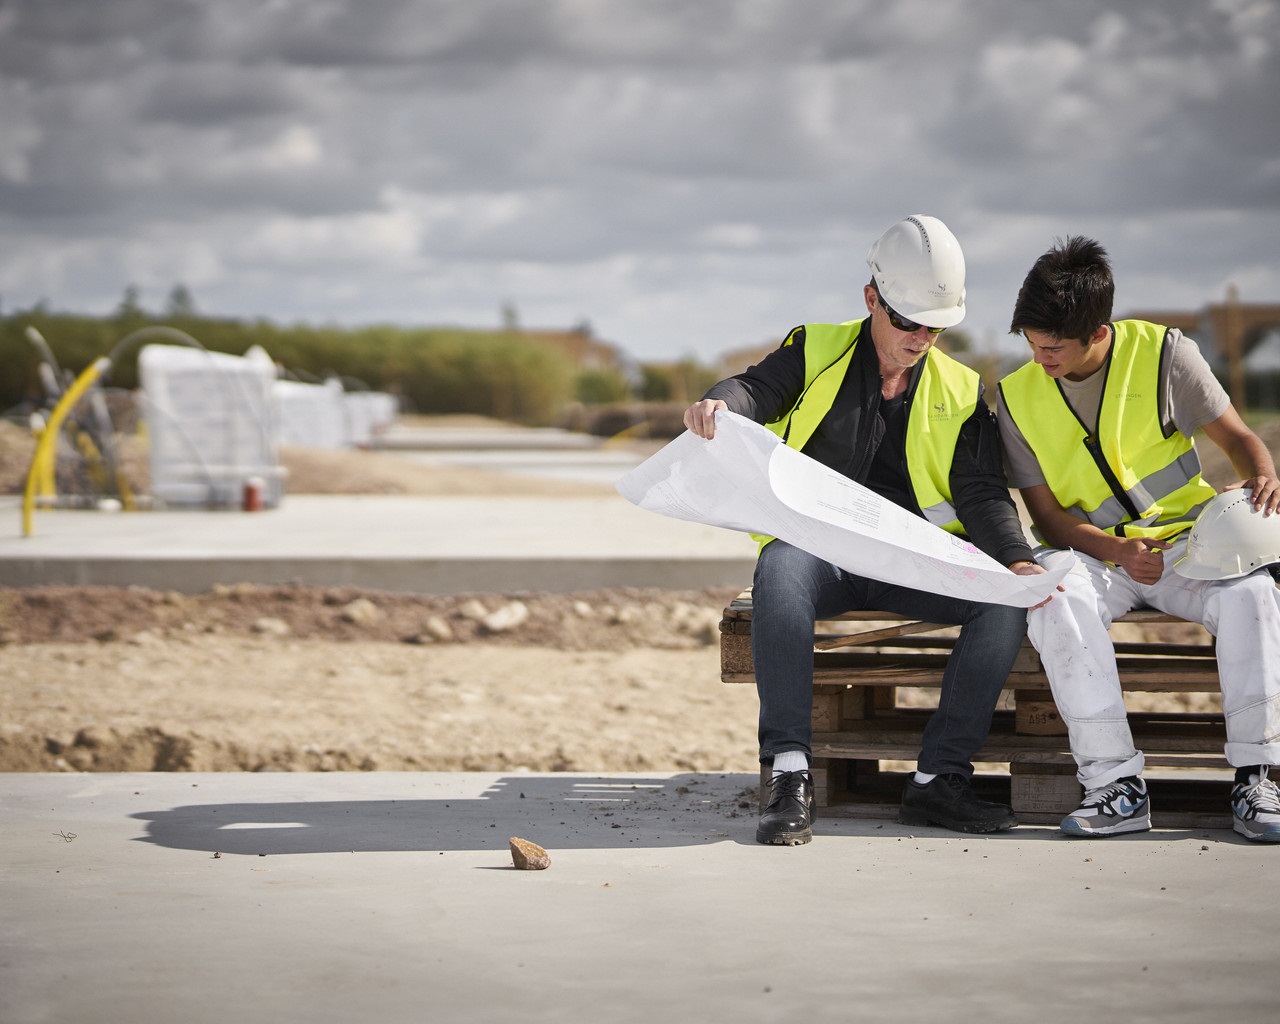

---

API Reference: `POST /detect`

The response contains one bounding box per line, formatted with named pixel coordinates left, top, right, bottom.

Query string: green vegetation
left=575, top=368, right=631, bottom=405
left=636, top=359, right=723, bottom=404
left=0, top=306, right=613, bottom=426
left=1, top=293, right=751, bottom=429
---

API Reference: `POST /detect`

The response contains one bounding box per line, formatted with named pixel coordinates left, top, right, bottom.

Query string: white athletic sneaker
left=1231, top=768, right=1280, bottom=843
left=1060, top=776, right=1151, bottom=837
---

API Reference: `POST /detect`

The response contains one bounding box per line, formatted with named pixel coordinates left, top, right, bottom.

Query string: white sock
left=772, top=751, right=808, bottom=777
left=913, top=771, right=937, bottom=784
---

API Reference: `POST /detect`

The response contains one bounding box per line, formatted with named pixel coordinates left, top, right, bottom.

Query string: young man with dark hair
left=998, top=236, right=1280, bottom=841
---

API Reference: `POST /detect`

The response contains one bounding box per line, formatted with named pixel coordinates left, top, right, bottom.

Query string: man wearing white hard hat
left=683, top=215, right=1047, bottom=844
left=998, top=235, right=1280, bottom=842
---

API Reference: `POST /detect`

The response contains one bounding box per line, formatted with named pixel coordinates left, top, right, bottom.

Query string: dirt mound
left=0, top=583, right=739, bottom=649
left=0, top=416, right=756, bottom=778
left=0, top=584, right=756, bottom=775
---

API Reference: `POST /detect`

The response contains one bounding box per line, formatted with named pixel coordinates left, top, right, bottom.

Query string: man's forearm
left=961, top=497, right=1035, bottom=567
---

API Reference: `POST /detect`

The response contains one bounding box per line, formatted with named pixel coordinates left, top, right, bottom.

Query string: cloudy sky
left=1, top=0, right=1277, bottom=365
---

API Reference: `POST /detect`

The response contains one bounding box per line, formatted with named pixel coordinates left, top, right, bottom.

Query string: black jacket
left=703, top=323, right=1034, bottom=568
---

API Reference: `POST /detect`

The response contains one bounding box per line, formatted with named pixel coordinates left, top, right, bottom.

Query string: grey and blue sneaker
left=1231, top=768, right=1280, bottom=843
left=1061, top=776, right=1151, bottom=836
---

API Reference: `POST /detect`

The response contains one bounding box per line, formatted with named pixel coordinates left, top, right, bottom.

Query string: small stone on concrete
left=509, top=836, right=551, bottom=870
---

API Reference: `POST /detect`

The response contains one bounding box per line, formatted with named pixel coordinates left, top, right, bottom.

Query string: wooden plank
left=726, top=665, right=1224, bottom=691
left=723, top=589, right=1205, bottom=628
left=1014, top=693, right=1065, bottom=735
left=816, top=707, right=1229, bottom=739
left=809, top=633, right=1214, bottom=657
left=727, top=668, right=1223, bottom=692
left=811, top=650, right=1214, bottom=674
left=811, top=692, right=842, bottom=732
left=807, top=780, right=1231, bottom=828
left=812, top=716, right=1227, bottom=762
left=1010, top=749, right=1229, bottom=769
left=806, top=661, right=1220, bottom=690
left=815, top=621, right=948, bottom=651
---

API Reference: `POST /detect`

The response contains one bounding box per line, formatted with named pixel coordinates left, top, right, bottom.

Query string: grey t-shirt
left=997, top=326, right=1230, bottom=490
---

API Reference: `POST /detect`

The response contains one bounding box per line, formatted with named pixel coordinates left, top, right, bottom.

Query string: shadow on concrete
left=126, top=771, right=1235, bottom=856
left=129, top=773, right=763, bottom=856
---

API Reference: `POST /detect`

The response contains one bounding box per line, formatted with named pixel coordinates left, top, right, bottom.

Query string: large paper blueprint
left=616, top=410, right=1068, bottom=608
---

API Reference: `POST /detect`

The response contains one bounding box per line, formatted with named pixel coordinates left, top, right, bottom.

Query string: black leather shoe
left=898, top=773, right=1017, bottom=834
left=756, top=770, right=815, bottom=845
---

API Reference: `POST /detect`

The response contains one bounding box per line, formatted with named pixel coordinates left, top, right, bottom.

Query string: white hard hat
left=866, top=215, right=967, bottom=329
left=1172, top=490, right=1280, bottom=580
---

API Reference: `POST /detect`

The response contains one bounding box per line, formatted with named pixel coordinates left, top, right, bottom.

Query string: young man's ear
left=1087, top=324, right=1110, bottom=346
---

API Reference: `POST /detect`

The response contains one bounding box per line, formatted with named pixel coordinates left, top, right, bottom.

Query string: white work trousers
left=1029, top=538, right=1280, bottom=789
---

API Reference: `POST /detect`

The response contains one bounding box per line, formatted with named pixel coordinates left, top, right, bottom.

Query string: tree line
left=0, top=304, right=723, bottom=427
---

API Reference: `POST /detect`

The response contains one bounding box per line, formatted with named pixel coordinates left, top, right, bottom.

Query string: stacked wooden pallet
left=719, top=590, right=1231, bottom=827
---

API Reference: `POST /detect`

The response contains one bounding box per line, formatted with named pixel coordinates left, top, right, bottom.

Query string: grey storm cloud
left=0, top=0, right=1277, bottom=362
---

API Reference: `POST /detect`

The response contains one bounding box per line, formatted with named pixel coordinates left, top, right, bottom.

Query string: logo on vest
left=929, top=401, right=950, bottom=421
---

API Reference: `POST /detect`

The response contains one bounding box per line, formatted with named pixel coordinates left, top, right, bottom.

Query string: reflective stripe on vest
left=1000, top=319, right=1216, bottom=542
left=753, top=321, right=978, bottom=548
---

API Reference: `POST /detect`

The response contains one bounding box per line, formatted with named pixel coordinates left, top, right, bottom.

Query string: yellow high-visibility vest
left=1000, top=319, right=1215, bottom=543
left=753, top=320, right=978, bottom=548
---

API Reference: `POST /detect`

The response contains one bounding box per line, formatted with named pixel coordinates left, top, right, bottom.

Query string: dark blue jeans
left=751, top=540, right=1028, bottom=779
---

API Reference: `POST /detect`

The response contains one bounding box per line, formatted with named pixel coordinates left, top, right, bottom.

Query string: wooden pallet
left=720, top=590, right=1233, bottom=827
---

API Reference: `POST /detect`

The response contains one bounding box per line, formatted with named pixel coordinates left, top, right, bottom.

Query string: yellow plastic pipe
left=22, top=357, right=110, bottom=537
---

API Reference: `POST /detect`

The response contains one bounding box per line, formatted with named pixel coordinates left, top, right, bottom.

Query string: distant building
left=1243, top=329, right=1280, bottom=372
left=1121, top=286, right=1280, bottom=409
left=1122, top=289, right=1280, bottom=366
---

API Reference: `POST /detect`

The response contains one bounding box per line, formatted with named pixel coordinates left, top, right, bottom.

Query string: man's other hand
left=1010, top=559, right=1063, bottom=611
left=1117, top=537, right=1172, bottom=585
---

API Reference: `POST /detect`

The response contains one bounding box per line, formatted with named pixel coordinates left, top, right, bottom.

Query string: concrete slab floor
left=0, top=495, right=757, bottom=593
left=1, top=771, right=1274, bottom=1024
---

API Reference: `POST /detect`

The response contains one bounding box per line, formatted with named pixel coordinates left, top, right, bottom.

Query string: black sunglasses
left=875, top=291, right=945, bottom=335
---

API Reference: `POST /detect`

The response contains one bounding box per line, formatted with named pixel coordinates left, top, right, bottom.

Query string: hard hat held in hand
left=1173, top=490, right=1280, bottom=580
left=866, top=215, right=966, bottom=329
